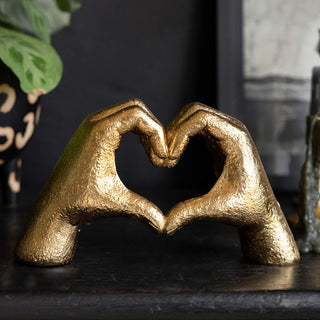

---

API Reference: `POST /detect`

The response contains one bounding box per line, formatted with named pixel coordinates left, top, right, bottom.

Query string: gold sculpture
left=15, top=100, right=300, bottom=266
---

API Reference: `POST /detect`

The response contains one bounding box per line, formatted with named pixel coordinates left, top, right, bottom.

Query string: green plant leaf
left=0, top=0, right=71, bottom=37
left=0, top=0, right=33, bottom=34
left=0, top=12, right=21, bottom=30
left=34, top=0, right=71, bottom=34
left=56, top=0, right=81, bottom=13
left=0, top=26, right=63, bottom=94
left=22, top=0, right=50, bottom=43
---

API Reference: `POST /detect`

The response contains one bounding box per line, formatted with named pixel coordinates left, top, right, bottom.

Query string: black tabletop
left=1, top=189, right=320, bottom=319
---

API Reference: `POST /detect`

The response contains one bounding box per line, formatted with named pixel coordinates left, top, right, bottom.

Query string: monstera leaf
left=0, top=26, right=62, bottom=94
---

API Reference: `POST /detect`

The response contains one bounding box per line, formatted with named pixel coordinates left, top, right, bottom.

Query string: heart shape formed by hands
left=16, top=99, right=300, bottom=267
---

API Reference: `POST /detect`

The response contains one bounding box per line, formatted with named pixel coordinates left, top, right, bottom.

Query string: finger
left=165, top=102, right=197, bottom=140
left=165, top=102, right=214, bottom=136
left=80, top=179, right=166, bottom=233
left=109, top=106, right=168, bottom=159
left=88, top=98, right=161, bottom=125
left=164, top=199, right=199, bottom=235
left=104, top=99, right=167, bottom=165
left=139, top=132, right=167, bottom=167
left=169, top=110, right=208, bottom=160
left=166, top=102, right=246, bottom=145
left=87, top=100, right=168, bottom=166
left=167, top=102, right=210, bottom=133
left=169, top=109, right=252, bottom=163
left=165, top=195, right=217, bottom=235
left=164, top=189, right=250, bottom=235
left=132, top=101, right=168, bottom=166
left=164, top=109, right=210, bottom=167
left=111, top=187, right=165, bottom=233
left=139, top=135, right=167, bottom=167
left=91, top=103, right=168, bottom=160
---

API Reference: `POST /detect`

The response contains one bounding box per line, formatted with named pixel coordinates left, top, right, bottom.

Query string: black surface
left=1, top=190, right=320, bottom=319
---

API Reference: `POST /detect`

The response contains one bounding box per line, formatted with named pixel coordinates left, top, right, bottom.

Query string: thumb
left=117, top=187, right=165, bottom=233
left=164, top=197, right=207, bottom=235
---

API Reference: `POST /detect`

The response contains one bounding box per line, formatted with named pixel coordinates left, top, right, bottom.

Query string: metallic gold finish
left=16, top=99, right=168, bottom=266
left=16, top=100, right=300, bottom=267
left=163, top=103, right=300, bottom=266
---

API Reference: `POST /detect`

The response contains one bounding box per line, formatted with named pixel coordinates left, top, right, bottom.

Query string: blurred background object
left=295, top=44, right=320, bottom=254
left=242, top=0, right=320, bottom=190
left=0, top=0, right=81, bottom=206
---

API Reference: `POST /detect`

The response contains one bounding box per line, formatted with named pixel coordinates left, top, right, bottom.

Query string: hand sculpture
left=16, top=100, right=300, bottom=267
left=16, top=100, right=168, bottom=266
left=164, top=103, right=299, bottom=265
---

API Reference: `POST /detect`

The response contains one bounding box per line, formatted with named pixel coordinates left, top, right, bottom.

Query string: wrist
left=238, top=213, right=300, bottom=265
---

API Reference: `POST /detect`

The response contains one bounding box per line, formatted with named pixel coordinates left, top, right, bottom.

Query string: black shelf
left=1, top=190, right=320, bottom=319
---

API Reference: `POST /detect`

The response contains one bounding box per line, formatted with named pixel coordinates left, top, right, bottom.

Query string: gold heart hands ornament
left=15, top=99, right=300, bottom=267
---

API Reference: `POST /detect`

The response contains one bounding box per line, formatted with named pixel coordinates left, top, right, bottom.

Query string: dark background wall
left=21, top=0, right=217, bottom=202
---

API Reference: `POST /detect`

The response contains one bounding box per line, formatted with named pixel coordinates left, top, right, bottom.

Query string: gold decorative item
left=16, top=100, right=300, bottom=266
left=16, top=100, right=167, bottom=266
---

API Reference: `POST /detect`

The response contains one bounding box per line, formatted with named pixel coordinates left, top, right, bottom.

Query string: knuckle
left=186, top=102, right=207, bottom=114
left=130, top=105, right=145, bottom=119
left=233, top=125, right=251, bottom=142
left=129, top=98, right=146, bottom=109
left=192, top=109, right=210, bottom=123
left=239, top=122, right=249, bottom=134
left=152, top=122, right=164, bottom=136
left=234, top=118, right=248, bottom=131
left=235, top=120, right=249, bottom=135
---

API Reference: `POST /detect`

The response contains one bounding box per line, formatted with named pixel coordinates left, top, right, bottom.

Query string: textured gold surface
left=15, top=100, right=300, bottom=266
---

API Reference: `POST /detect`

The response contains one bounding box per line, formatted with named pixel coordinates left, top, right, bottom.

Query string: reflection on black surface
left=0, top=205, right=79, bottom=292
left=41, top=265, right=79, bottom=279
